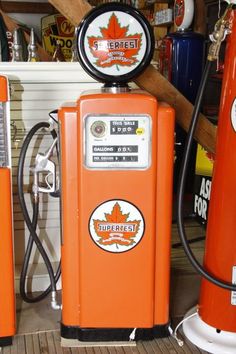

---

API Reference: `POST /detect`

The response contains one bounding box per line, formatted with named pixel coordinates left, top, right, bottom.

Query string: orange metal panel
left=77, top=92, right=157, bottom=328
left=59, top=106, right=80, bottom=327
left=199, top=10, right=236, bottom=332
left=154, top=103, right=175, bottom=325
left=0, top=168, right=16, bottom=338
left=59, top=90, right=174, bottom=329
left=0, top=76, right=8, bottom=102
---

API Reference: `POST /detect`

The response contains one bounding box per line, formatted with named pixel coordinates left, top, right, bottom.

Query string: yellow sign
left=41, top=14, right=75, bottom=61
left=195, top=144, right=214, bottom=177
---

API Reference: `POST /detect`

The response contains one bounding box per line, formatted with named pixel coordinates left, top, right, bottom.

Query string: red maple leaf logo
left=88, top=13, right=142, bottom=69
left=93, top=202, right=140, bottom=247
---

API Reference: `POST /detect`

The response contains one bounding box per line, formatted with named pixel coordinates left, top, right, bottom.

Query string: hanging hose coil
left=17, top=122, right=61, bottom=303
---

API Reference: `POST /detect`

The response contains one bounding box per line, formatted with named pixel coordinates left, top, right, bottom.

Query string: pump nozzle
left=51, top=291, right=61, bottom=310
left=208, top=4, right=233, bottom=62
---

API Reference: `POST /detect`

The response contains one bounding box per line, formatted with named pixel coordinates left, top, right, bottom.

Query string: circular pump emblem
left=89, top=199, right=145, bottom=253
left=76, top=3, right=154, bottom=84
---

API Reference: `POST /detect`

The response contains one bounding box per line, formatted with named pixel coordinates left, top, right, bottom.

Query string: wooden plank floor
left=171, top=220, right=205, bottom=274
left=1, top=330, right=208, bottom=354
left=1, top=219, right=208, bottom=354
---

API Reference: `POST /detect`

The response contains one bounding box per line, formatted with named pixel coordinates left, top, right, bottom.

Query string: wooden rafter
left=0, top=1, right=56, bottom=14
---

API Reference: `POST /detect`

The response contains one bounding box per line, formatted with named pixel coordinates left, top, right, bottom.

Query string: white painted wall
left=0, top=62, right=101, bottom=292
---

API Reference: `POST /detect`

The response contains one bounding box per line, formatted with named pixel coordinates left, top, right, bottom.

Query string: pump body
left=181, top=8, right=236, bottom=354
left=59, top=90, right=174, bottom=341
left=199, top=10, right=236, bottom=333
left=159, top=32, right=204, bottom=192
left=0, top=76, right=16, bottom=347
left=159, top=32, right=204, bottom=103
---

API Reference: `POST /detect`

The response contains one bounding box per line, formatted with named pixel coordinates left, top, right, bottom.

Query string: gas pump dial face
left=77, top=3, right=154, bottom=83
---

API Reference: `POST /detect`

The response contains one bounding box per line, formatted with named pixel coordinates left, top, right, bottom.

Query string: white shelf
left=0, top=62, right=96, bottom=83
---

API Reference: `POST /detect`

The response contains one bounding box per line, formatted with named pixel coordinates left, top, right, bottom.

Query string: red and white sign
left=89, top=200, right=145, bottom=253
left=84, top=11, right=147, bottom=77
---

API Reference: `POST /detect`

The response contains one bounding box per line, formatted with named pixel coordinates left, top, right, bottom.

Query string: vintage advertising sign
left=193, top=145, right=214, bottom=225
left=89, top=200, right=145, bottom=253
left=84, top=11, right=146, bottom=77
left=41, top=14, right=75, bottom=61
left=76, top=3, right=154, bottom=83
left=87, top=13, right=143, bottom=70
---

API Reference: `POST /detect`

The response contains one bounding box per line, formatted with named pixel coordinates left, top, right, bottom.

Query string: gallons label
left=89, top=199, right=145, bottom=253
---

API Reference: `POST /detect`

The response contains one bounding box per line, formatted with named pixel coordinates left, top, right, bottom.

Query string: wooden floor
left=2, top=330, right=208, bottom=354
left=1, top=219, right=208, bottom=354
left=171, top=220, right=205, bottom=274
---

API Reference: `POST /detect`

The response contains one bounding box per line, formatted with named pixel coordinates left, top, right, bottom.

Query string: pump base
left=61, top=323, right=170, bottom=342
left=0, top=336, right=13, bottom=347
left=183, top=307, right=236, bottom=354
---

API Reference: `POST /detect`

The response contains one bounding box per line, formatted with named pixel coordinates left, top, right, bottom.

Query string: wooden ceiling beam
left=0, top=1, right=56, bottom=14
left=48, top=0, right=91, bottom=26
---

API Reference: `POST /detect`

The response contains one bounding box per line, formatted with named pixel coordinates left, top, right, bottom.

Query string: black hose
left=177, top=60, right=236, bottom=291
left=17, top=122, right=61, bottom=302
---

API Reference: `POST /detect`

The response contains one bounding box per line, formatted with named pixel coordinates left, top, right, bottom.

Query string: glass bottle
left=27, top=28, right=40, bottom=62
left=11, top=28, right=23, bottom=62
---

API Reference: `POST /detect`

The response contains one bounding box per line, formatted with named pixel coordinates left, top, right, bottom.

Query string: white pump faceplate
left=84, top=114, right=151, bottom=170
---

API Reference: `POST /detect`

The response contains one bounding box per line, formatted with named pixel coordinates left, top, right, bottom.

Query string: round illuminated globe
left=76, top=3, right=154, bottom=84
left=174, top=0, right=194, bottom=30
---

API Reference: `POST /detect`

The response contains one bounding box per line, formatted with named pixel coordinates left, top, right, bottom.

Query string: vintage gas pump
left=0, top=76, right=16, bottom=347
left=177, top=3, right=236, bottom=353
left=159, top=0, right=205, bottom=192
left=59, top=3, right=175, bottom=342
left=159, top=0, right=204, bottom=103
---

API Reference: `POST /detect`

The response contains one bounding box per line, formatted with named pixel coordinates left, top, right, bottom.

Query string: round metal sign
left=89, top=199, right=145, bottom=253
left=77, top=3, right=154, bottom=84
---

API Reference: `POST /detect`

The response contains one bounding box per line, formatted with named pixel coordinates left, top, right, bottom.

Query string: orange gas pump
left=59, top=3, right=175, bottom=342
left=177, top=3, right=236, bottom=353
left=0, top=76, right=16, bottom=347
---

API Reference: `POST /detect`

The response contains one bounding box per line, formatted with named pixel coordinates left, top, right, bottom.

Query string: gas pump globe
left=76, top=3, right=154, bottom=85
left=59, top=3, right=175, bottom=343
